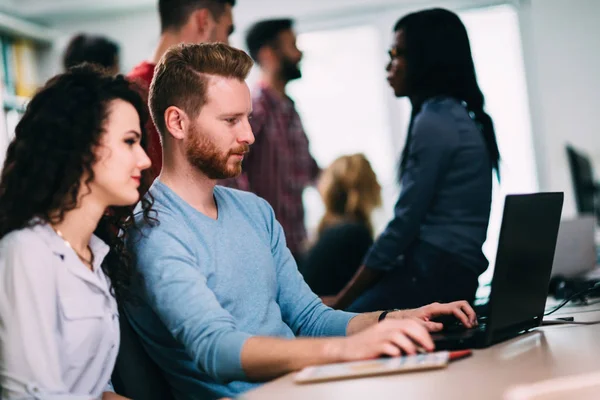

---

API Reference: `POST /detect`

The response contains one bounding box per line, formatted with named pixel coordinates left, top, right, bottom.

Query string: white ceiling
left=0, top=0, right=507, bottom=24
left=0, top=0, right=406, bottom=20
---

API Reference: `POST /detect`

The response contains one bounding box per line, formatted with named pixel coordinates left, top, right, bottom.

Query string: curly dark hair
left=0, top=64, right=155, bottom=303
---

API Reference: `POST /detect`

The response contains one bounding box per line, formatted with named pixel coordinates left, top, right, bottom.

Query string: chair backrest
left=112, top=307, right=175, bottom=400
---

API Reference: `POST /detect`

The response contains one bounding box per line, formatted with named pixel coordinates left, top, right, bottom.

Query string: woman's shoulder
left=418, top=96, right=471, bottom=123
left=0, top=224, right=57, bottom=275
left=420, top=96, right=465, bottom=113
left=0, top=223, right=52, bottom=250
left=413, top=97, right=470, bottom=143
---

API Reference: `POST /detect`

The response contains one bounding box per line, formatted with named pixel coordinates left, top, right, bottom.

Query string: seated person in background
left=63, top=33, right=120, bottom=74
left=327, top=8, right=499, bottom=312
left=0, top=66, right=153, bottom=399
left=300, top=153, right=382, bottom=296
left=123, top=43, right=478, bottom=400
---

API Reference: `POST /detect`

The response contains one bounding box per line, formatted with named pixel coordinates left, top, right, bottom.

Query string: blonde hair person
left=317, top=153, right=382, bottom=237
left=300, top=154, right=382, bottom=296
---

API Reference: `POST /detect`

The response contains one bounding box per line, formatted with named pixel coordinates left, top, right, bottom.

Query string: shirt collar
left=257, top=82, right=295, bottom=106
left=35, top=221, right=112, bottom=295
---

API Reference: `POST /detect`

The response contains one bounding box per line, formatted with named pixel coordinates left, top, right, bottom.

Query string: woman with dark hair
left=0, top=65, right=153, bottom=399
left=63, top=34, right=120, bottom=74
left=327, top=8, right=499, bottom=312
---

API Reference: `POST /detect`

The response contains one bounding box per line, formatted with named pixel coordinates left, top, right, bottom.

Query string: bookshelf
left=0, top=12, right=55, bottom=170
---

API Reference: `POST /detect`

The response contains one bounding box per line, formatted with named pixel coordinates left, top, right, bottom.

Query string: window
left=460, top=5, right=538, bottom=285
left=287, top=25, right=398, bottom=239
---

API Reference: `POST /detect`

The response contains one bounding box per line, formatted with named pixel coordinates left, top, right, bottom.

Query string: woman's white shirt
left=0, top=223, right=119, bottom=399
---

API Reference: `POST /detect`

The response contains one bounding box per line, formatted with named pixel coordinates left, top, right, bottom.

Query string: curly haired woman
left=0, top=65, right=153, bottom=399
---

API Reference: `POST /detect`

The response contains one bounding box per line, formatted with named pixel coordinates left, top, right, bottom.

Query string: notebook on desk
left=432, top=193, right=564, bottom=350
left=294, top=351, right=450, bottom=384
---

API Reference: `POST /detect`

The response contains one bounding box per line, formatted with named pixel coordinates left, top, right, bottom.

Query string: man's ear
left=164, top=106, right=188, bottom=140
left=192, top=8, right=214, bottom=42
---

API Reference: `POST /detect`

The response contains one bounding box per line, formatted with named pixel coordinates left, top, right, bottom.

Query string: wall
left=518, top=0, right=600, bottom=216
left=37, top=9, right=159, bottom=80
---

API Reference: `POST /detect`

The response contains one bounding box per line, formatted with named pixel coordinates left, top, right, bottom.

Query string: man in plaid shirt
left=226, top=19, right=319, bottom=260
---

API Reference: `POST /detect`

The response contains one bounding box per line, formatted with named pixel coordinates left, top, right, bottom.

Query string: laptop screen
left=488, top=193, right=564, bottom=334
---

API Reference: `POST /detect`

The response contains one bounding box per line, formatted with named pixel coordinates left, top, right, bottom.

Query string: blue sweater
left=125, top=181, right=356, bottom=399
left=364, top=96, right=493, bottom=274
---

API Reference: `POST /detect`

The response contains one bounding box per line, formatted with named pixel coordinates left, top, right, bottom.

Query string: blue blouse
left=364, top=96, right=493, bottom=274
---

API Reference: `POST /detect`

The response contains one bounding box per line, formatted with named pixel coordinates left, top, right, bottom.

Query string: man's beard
left=279, top=56, right=302, bottom=82
left=185, top=123, right=249, bottom=180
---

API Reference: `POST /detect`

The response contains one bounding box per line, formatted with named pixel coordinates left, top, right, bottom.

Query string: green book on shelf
left=1, top=37, right=15, bottom=97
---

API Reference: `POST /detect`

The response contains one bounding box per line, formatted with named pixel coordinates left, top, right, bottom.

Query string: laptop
left=551, top=216, right=596, bottom=278
left=432, top=192, right=564, bottom=350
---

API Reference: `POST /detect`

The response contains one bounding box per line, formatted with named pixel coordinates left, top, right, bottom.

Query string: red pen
left=449, top=349, right=472, bottom=361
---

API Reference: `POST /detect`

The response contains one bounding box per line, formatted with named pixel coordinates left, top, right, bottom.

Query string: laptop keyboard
left=440, top=316, right=487, bottom=335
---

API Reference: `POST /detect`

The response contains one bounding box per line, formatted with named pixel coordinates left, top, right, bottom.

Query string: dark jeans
left=347, top=240, right=480, bottom=312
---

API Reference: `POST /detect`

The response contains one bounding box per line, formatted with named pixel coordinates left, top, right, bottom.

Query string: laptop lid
left=485, top=193, right=564, bottom=344
left=551, top=216, right=596, bottom=278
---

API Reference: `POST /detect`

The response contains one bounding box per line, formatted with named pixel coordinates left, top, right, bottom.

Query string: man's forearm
left=240, top=336, right=344, bottom=381
left=346, top=312, right=380, bottom=335
left=345, top=309, right=413, bottom=335
left=240, top=313, right=432, bottom=382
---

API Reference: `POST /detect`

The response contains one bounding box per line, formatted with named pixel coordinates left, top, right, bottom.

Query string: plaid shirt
left=224, top=85, right=319, bottom=255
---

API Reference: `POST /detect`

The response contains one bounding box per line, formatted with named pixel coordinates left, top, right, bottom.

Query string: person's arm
left=131, top=214, right=434, bottom=383
left=343, top=299, right=478, bottom=334
left=330, top=112, right=458, bottom=308
left=339, top=301, right=478, bottom=335
left=327, top=265, right=383, bottom=310
left=128, top=220, right=253, bottom=384
left=295, top=112, right=320, bottom=182
left=311, top=155, right=320, bottom=181
left=307, top=144, right=320, bottom=182
left=101, top=381, right=129, bottom=400
left=241, top=318, right=433, bottom=381
left=0, top=235, right=90, bottom=399
left=261, top=198, right=359, bottom=338
left=260, top=200, right=462, bottom=338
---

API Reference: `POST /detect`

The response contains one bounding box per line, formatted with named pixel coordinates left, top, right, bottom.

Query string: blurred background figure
left=300, top=154, right=382, bottom=296
left=63, top=33, right=120, bottom=74
left=224, top=18, right=319, bottom=262
left=128, top=0, right=236, bottom=181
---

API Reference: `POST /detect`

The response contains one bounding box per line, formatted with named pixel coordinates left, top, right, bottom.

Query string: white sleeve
left=103, top=380, right=114, bottom=393
left=0, top=234, right=77, bottom=399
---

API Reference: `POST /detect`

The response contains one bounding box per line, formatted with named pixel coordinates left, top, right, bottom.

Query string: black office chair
left=112, top=308, right=175, bottom=400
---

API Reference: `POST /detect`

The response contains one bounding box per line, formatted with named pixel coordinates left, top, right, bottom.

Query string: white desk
left=241, top=305, right=600, bottom=400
